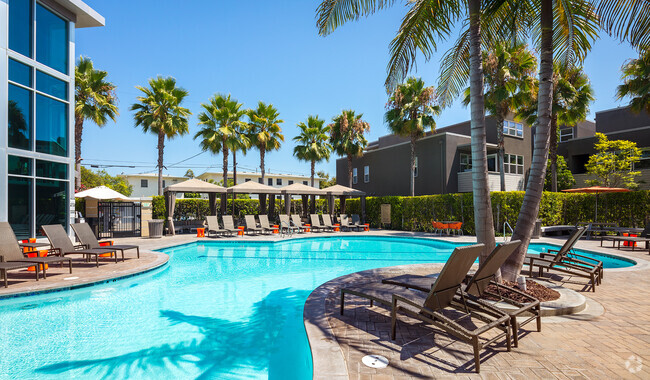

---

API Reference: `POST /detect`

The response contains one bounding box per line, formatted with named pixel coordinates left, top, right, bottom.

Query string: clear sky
left=76, top=1, right=639, bottom=180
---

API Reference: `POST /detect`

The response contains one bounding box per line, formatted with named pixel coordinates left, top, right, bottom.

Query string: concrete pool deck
left=1, top=230, right=649, bottom=378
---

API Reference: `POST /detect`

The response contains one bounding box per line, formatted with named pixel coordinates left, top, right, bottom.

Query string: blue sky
left=76, top=1, right=639, bottom=180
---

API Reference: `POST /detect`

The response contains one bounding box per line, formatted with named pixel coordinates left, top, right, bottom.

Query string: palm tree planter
left=329, top=110, right=369, bottom=188
left=74, top=57, right=118, bottom=190
left=131, top=77, right=191, bottom=196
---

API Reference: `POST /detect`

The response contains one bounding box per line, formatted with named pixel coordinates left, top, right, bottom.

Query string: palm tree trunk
left=74, top=116, right=84, bottom=190
left=501, top=0, right=554, bottom=282
left=310, top=160, right=315, bottom=187
left=157, top=130, right=165, bottom=196
left=410, top=134, right=416, bottom=197
left=468, top=0, right=496, bottom=264
left=347, top=155, right=353, bottom=188
left=496, top=113, right=506, bottom=192
left=233, top=150, right=238, bottom=185
left=260, top=148, right=266, bottom=183
left=550, top=114, right=558, bottom=192
left=221, top=143, right=228, bottom=214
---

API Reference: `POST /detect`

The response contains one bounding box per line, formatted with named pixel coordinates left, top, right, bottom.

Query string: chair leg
left=3, top=270, right=7, bottom=288
left=473, top=336, right=481, bottom=373
left=41, top=265, right=47, bottom=279
left=95, top=255, right=99, bottom=267
left=511, top=316, right=519, bottom=348
left=536, top=305, right=542, bottom=332
left=505, top=324, right=512, bottom=352
left=34, top=267, right=40, bottom=282
left=340, top=290, right=345, bottom=315
left=137, top=247, right=140, bottom=259
left=68, top=260, right=72, bottom=273
left=390, top=300, right=397, bottom=340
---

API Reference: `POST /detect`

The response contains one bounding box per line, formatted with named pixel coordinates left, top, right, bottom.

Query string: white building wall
left=457, top=172, right=525, bottom=193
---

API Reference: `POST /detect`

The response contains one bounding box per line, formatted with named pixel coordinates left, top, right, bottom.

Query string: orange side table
left=363, top=223, right=370, bottom=232
left=334, top=224, right=340, bottom=232
left=238, top=226, right=245, bottom=236
left=272, top=225, right=279, bottom=234
left=98, top=240, right=114, bottom=257
left=196, top=228, right=205, bottom=238
left=26, top=250, right=48, bottom=272
left=304, top=224, right=311, bottom=233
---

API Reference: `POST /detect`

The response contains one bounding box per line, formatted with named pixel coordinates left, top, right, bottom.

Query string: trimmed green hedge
left=344, top=191, right=650, bottom=235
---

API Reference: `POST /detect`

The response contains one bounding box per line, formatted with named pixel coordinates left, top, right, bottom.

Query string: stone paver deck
left=304, top=232, right=650, bottom=379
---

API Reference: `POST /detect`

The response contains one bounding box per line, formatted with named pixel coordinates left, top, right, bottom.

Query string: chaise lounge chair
left=351, top=214, right=365, bottom=231
left=258, top=215, right=276, bottom=234
left=244, top=215, right=264, bottom=235
left=290, top=214, right=307, bottom=233
left=221, top=215, right=242, bottom=236
left=71, top=223, right=140, bottom=259
left=383, top=240, right=541, bottom=347
left=525, top=227, right=602, bottom=291
left=340, top=214, right=361, bottom=232
left=340, top=243, right=511, bottom=373
left=321, top=214, right=339, bottom=232
left=42, top=225, right=118, bottom=267
left=310, top=214, right=332, bottom=232
left=205, top=216, right=232, bottom=237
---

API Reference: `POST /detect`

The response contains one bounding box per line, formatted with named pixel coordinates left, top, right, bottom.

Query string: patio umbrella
left=75, top=186, right=132, bottom=201
left=562, top=186, right=630, bottom=221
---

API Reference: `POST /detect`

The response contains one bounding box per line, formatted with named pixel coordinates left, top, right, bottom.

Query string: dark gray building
left=336, top=115, right=533, bottom=196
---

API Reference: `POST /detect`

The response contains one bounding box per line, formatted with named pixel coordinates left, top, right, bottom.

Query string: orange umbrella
left=562, top=186, right=631, bottom=221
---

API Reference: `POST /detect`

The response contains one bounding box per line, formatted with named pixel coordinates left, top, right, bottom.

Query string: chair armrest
left=74, top=244, right=89, bottom=250
left=567, top=253, right=602, bottom=266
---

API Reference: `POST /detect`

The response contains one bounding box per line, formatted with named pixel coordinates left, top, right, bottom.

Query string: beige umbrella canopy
left=75, top=186, right=132, bottom=201
left=279, top=183, right=327, bottom=216
left=321, top=185, right=366, bottom=217
left=163, top=179, right=227, bottom=236
left=226, top=181, right=281, bottom=194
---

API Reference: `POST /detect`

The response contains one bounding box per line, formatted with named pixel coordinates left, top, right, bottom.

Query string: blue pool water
left=0, top=236, right=634, bottom=379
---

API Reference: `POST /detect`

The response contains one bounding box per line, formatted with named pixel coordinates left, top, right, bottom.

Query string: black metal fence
left=97, top=202, right=141, bottom=238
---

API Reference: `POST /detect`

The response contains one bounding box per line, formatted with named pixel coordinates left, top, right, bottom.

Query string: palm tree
left=74, top=57, right=118, bottom=190
left=131, top=76, right=191, bottom=196
left=518, top=65, right=594, bottom=192
left=462, top=42, right=537, bottom=191
left=328, top=110, right=369, bottom=188
left=293, top=116, right=332, bottom=187
left=231, top=119, right=251, bottom=186
left=616, top=50, right=650, bottom=114
left=385, top=77, right=441, bottom=196
left=247, top=102, right=284, bottom=183
left=194, top=94, right=247, bottom=211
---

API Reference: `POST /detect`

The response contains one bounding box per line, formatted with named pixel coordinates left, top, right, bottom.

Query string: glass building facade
left=3, top=0, right=103, bottom=239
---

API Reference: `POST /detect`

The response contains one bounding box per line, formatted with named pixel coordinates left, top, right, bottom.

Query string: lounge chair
left=321, top=214, right=339, bottom=232
left=341, top=214, right=361, bottom=232
left=71, top=223, right=140, bottom=259
left=244, top=215, right=264, bottom=235
left=279, top=215, right=294, bottom=234
left=222, top=215, right=242, bottom=235
left=42, top=225, right=118, bottom=267
left=351, top=214, right=365, bottom=231
left=310, top=214, right=332, bottom=232
left=290, top=214, right=307, bottom=233
left=525, top=227, right=602, bottom=291
left=205, top=216, right=232, bottom=237
left=340, top=244, right=511, bottom=373
left=601, top=223, right=650, bottom=251
left=258, top=215, right=276, bottom=234
left=383, top=240, right=540, bottom=347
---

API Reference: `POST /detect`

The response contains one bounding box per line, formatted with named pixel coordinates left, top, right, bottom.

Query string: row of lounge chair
left=0, top=222, right=139, bottom=288
left=203, top=214, right=367, bottom=237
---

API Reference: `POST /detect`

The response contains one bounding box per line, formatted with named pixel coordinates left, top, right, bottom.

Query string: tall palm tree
left=616, top=50, right=650, bottom=114
left=328, top=110, right=369, bottom=188
left=518, top=65, right=594, bottom=192
left=74, top=57, right=118, bottom=190
left=231, top=119, right=251, bottom=186
left=293, top=116, right=332, bottom=187
left=131, top=76, right=191, bottom=196
left=385, top=77, right=441, bottom=196
left=462, top=42, right=537, bottom=191
left=194, top=94, right=247, bottom=211
left=247, top=102, right=284, bottom=183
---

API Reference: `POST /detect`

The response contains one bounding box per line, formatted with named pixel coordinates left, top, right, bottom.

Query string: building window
left=9, top=0, right=33, bottom=58
left=352, top=168, right=358, bottom=184
left=8, top=84, right=32, bottom=151
left=36, top=94, right=68, bottom=157
left=276, top=178, right=282, bottom=186
left=364, top=166, right=370, bottom=183
left=559, top=128, right=574, bottom=142
left=36, top=3, right=69, bottom=74
left=258, top=178, right=263, bottom=184
left=414, top=157, right=419, bottom=177
left=8, top=177, right=33, bottom=239
left=245, top=178, right=251, bottom=182
left=288, top=180, right=294, bottom=185
left=162, top=180, right=166, bottom=188
left=460, top=153, right=498, bottom=172
left=503, top=121, right=523, bottom=137
left=634, top=148, right=650, bottom=170
left=36, top=179, right=68, bottom=235
left=141, top=179, right=148, bottom=188
left=268, top=178, right=273, bottom=186
left=504, top=154, right=524, bottom=174
left=303, top=181, right=308, bottom=185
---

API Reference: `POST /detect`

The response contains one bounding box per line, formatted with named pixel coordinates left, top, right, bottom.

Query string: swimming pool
left=0, top=236, right=634, bottom=379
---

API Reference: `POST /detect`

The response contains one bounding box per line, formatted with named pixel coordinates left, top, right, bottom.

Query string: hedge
left=151, top=196, right=339, bottom=222
left=344, top=190, right=650, bottom=235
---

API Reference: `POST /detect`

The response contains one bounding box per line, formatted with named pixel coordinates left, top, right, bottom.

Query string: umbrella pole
left=595, top=193, right=598, bottom=222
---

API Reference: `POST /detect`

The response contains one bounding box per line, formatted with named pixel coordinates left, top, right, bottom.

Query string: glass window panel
left=9, top=58, right=32, bottom=87
left=36, top=179, right=68, bottom=235
left=36, top=159, right=68, bottom=179
left=487, top=156, right=496, bottom=172
left=8, top=155, right=32, bottom=175
left=517, top=156, right=523, bottom=165
left=9, top=0, right=32, bottom=57
left=8, top=176, right=32, bottom=239
left=36, top=3, right=68, bottom=74
left=268, top=178, right=272, bottom=186
left=36, top=71, right=68, bottom=100
left=8, top=84, right=33, bottom=150
left=36, top=94, right=68, bottom=157
left=517, top=166, right=523, bottom=174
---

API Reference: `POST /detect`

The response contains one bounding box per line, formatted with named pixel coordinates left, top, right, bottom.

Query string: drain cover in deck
left=362, top=355, right=388, bottom=369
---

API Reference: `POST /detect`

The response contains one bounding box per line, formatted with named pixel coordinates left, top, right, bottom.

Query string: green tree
left=585, top=132, right=641, bottom=189
left=293, top=116, right=332, bottom=187
left=80, top=166, right=132, bottom=196
left=462, top=43, right=537, bottom=191
left=194, top=94, right=247, bottom=212
left=544, top=155, right=575, bottom=191
left=518, top=65, right=594, bottom=192
left=328, top=110, right=369, bottom=188
left=131, top=77, right=191, bottom=196
left=616, top=50, right=650, bottom=114
left=231, top=116, right=251, bottom=186
left=317, top=171, right=336, bottom=189
left=75, top=57, right=118, bottom=190
left=184, top=169, right=195, bottom=178
left=385, top=77, right=441, bottom=196
left=248, top=102, right=284, bottom=183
